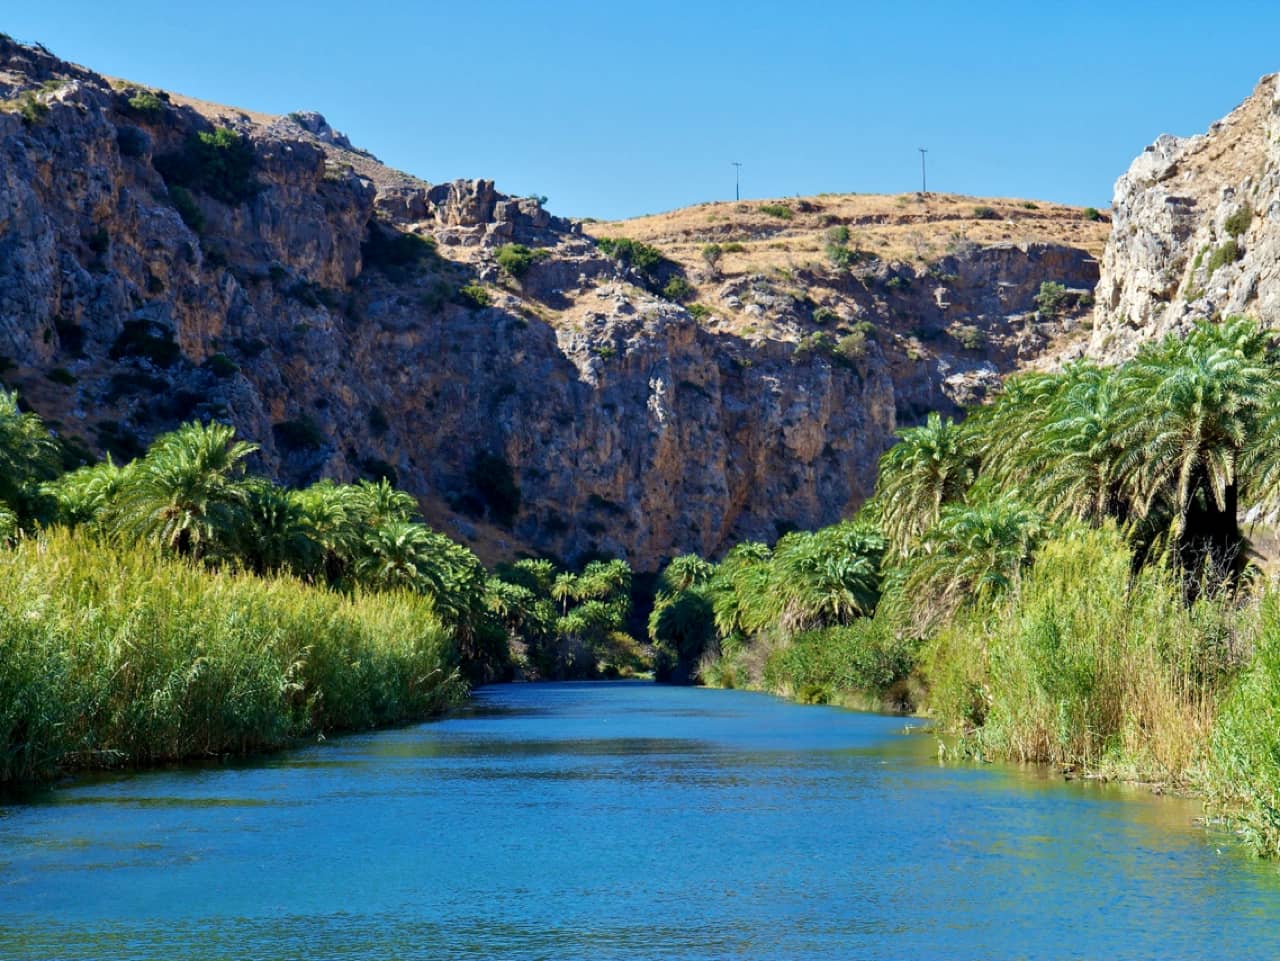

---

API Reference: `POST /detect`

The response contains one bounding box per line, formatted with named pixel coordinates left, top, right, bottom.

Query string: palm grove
left=649, top=316, right=1280, bottom=857
left=0, top=395, right=638, bottom=784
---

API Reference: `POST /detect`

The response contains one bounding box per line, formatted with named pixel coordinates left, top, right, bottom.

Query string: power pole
left=918, top=148, right=928, bottom=194
left=731, top=161, right=742, bottom=201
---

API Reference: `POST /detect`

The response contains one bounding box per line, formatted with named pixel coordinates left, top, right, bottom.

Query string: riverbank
left=0, top=529, right=467, bottom=783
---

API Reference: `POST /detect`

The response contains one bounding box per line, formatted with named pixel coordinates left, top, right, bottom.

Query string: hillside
left=1091, top=72, right=1280, bottom=358
left=0, top=36, right=1104, bottom=570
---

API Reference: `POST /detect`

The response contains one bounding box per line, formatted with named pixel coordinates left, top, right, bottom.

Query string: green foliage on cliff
left=155, top=126, right=258, bottom=205
left=495, top=243, right=547, bottom=279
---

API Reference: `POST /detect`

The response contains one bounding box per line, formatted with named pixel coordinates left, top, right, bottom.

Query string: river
left=1, top=681, right=1278, bottom=959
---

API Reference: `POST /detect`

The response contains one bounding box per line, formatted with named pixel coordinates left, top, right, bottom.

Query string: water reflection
left=1, top=681, right=1277, bottom=960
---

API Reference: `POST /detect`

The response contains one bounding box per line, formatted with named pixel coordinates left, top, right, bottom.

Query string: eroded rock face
left=1091, top=73, right=1280, bottom=360
left=0, top=37, right=1099, bottom=570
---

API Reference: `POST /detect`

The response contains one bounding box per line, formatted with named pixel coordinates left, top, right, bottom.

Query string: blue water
left=1, top=681, right=1278, bottom=960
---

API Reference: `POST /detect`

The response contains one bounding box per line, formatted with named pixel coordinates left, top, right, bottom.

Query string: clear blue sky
left=7, top=2, right=1279, bottom=220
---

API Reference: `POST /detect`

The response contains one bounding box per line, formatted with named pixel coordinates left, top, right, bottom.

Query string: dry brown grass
left=585, top=192, right=1109, bottom=276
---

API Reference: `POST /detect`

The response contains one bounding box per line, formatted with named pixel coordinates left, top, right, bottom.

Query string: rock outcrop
left=1092, top=73, right=1280, bottom=359
left=0, top=37, right=1100, bottom=569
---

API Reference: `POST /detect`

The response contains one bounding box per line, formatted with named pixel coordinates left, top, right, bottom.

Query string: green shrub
left=686, top=303, right=711, bottom=321
left=662, top=276, right=695, bottom=302
left=596, top=237, right=665, bottom=273
left=456, top=284, right=491, bottom=309
left=826, top=243, right=852, bottom=269
left=16, top=92, right=48, bottom=127
left=885, top=274, right=910, bottom=290
left=835, top=331, right=870, bottom=364
left=1207, top=239, right=1240, bottom=274
left=825, top=225, right=850, bottom=244
left=1035, top=280, right=1069, bottom=316
left=126, top=90, right=165, bottom=120
left=1224, top=205, right=1254, bottom=239
left=154, top=126, right=258, bottom=205
left=495, top=243, right=546, bottom=279
left=950, top=323, right=986, bottom=350
left=758, top=203, right=793, bottom=220
left=362, top=226, right=436, bottom=271
left=204, top=353, right=238, bottom=378
left=763, top=620, right=916, bottom=704
left=972, top=205, right=999, bottom=220
left=812, top=306, right=839, bottom=325
left=1083, top=206, right=1102, bottom=222
left=700, top=243, right=723, bottom=273
left=721, top=242, right=747, bottom=253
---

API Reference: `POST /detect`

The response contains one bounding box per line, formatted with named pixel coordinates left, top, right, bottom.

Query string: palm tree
left=354, top=520, right=448, bottom=594
left=770, top=522, right=884, bottom=632
left=239, top=480, right=322, bottom=577
left=1115, top=317, right=1272, bottom=575
left=42, top=456, right=136, bottom=528
left=905, top=493, right=1043, bottom=629
left=0, top=389, right=59, bottom=522
left=873, top=412, right=974, bottom=560
left=110, top=421, right=258, bottom=560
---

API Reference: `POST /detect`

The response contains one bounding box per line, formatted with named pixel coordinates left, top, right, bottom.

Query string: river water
left=1, top=681, right=1278, bottom=960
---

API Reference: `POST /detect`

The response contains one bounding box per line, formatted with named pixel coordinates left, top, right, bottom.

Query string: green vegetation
left=154, top=126, right=258, bottom=205
left=972, top=205, right=999, bottom=220
left=596, top=236, right=664, bottom=273
left=495, top=243, right=548, bottom=279
left=16, top=92, right=48, bottom=126
left=1224, top=205, right=1254, bottom=239
left=653, top=316, right=1280, bottom=856
left=125, top=90, right=165, bottom=120
left=456, top=284, right=491, bottom=309
left=758, top=203, right=793, bottom=220
left=1207, top=239, right=1240, bottom=274
left=0, top=390, right=646, bottom=785
left=1034, top=280, right=1069, bottom=316
left=700, top=243, right=723, bottom=275
left=1084, top=206, right=1102, bottom=221
left=662, top=276, right=695, bottom=302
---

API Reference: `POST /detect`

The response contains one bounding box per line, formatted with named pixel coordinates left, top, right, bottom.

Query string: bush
left=812, top=306, right=838, bottom=325
left=764, top=621, right=916, bottom=705
left=1206, top=239, right=1240, bottom=274
left=950, top=323, right=986, bottom=350
left=204, top=352, right=238, bottom=378
left=758, top=203, right=793, bottom=220
left=1224, top=205, right=1254, bottom=239
left=1083, top=206, right=1102, bottom=221
left=826, top=243, right=852, bottom=269
left=972, top=205, right=999, bottom=220
left=154, top=126, right=258, bottom=205
left=596, top=237, right=665, bottom=273
left=362, top=227, right=436, bottom=271
left=662, top=276, right=695, bottom=302
left=495, top=243, right=546, bottom=279
left=686, top=303, right=711, bottom=321
left=825, top=225, right=850, bottom=244
left=456, top=284, right=491, bottom=309
left=835, top=331, right=870, bottom=364
left=16, top=93, right=48, bottom=127
left=1035, top=280, right=1068, bottom=316
left=126, top=90, right=165, bottom=120
left=700, top=243, right=723, bottom=274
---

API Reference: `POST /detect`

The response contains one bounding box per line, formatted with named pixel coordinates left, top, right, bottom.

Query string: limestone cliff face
left=1092, top=73, right=1280, bottom=360
left=0, top=38, right=1098, bottom=570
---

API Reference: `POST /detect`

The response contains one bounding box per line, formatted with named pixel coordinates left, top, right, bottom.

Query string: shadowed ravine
left=2, top=682, right=1278, bottom=961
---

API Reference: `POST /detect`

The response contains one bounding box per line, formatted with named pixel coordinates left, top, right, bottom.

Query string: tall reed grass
left=923, top=525, right=1247, bottom=784
left=0, top=528, right=465, bottom=783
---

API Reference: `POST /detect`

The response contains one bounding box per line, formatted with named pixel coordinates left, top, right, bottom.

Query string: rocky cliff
left=0, top=37, right=1101, bottom=570
left=1092, top=73, right=1280, bottom=359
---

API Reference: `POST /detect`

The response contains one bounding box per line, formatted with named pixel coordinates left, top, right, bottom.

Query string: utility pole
left=731, top=161, right=742, bottom=201
left=918, top=148, right=928, bottom=194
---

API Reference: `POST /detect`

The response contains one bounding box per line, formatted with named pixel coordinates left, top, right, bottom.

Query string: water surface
left=2, top=682, right=1278, bottom=960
